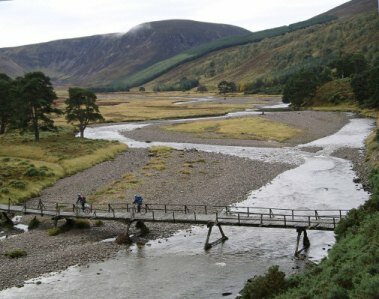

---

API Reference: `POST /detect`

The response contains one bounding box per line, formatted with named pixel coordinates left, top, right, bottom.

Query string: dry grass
left=163, top=117, right=302, bottom=142
left=311, top=104, right=379, bottom=119
left=89, top=172, right=140, bottom=203
left=0, top=129, right=127, bottom=204
left=88, top=146, right=174, bottom=203
left=52, top=91, right=270, bottom=123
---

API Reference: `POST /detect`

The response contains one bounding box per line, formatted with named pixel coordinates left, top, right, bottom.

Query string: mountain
left=320, top=0, right=377, bottom=17
left=143, top=0, right=378, bottom=91
left=0, top=20, right=250, bottom=86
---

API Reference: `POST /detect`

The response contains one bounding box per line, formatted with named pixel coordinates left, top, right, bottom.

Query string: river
left=0, top=112, right=374, bottom=299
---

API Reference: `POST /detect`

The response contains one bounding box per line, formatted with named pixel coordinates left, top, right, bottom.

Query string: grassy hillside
left=109, top=15, right=336, bottom=90
left=146, top=11, right=378, bottom=91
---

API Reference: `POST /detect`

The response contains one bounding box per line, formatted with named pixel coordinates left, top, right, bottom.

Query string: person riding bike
left=133, top=194, right=143, bottom=213
left=76, top=193, right=86, bottom=212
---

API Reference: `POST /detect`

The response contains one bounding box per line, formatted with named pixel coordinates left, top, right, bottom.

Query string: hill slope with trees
left=145, top=0, right=378, bottom=91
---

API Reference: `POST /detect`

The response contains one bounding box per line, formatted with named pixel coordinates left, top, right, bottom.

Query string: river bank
left=0, top=111, right=368, bottom=293
left=0, top=149, right=292, bottom=290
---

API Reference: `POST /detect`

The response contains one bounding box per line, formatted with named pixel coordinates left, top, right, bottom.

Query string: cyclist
left=76, top=193, right=86, bottom=212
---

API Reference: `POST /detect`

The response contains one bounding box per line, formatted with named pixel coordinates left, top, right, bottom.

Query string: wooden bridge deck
left=0, top=201, right=349, bottom=231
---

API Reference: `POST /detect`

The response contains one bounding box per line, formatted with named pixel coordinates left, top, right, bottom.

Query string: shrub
left=24, top=166, right=40, bottom=177
left=28, top=216, right=40, bottom=230
left=0, top=187, right=10, bottom=194
left=2, top=157, right=10, bottom=162
left=48, top=227, right=61, bottom=236
left=9, top=180, right=27, bottom=190
left=5, top=249, right=27, bottom=259
left=74, top=219, right=90, bottom=229
left=241, top=265, right=289, bottom=298
left=326, top=285, right=349, bottom=299
left=94, top=220, right=104, bottom=227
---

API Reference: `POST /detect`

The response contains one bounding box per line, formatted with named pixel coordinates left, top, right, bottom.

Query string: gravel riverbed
left=0, top=111, right=363, bottom=291
left=0, top=149, right=292, bottom=290
left=123, top=111, right=350, bottom=147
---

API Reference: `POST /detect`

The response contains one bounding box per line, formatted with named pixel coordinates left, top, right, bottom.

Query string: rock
left=222, top=292, right=233, bottom=296
left=36, top=281, right=42, bottom=285
left=115, top=233, right=132, bottom=245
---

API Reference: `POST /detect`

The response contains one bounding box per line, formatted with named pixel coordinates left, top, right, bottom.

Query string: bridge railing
left=225, top=206, right=349, bottom=219
left=216, top=211, right=342, bottom=229
left=2, top=200, right=349, bottom=229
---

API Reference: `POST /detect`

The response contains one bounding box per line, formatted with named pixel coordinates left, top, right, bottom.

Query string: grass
left=99, top=99, right=253, bottom=122
left=47, top=219, right=91, bottom=236
left=52, top=91, right=279, bottom=124
left=53, top=92, right=270, bottom=123
left=94, top=220, right=104, bottom=227
left=163, top=117, right=302, bottom=142
left=310, top=104, right=379, bottom=119
left=48, top=227, right=61, bottom=236
left=89, top=172, right=140, bottom=203
left=89, top=146, right=173, bottom=203
left=0, top=128, right=127, bottom=204
left=4, top=249, right=27, bottom=259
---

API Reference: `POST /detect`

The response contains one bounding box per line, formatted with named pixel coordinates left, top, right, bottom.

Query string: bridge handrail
left=1, top=200, right=350, bottom=220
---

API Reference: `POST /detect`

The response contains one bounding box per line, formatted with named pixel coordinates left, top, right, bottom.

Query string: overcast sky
left=0, top=0, right=349, bottom=48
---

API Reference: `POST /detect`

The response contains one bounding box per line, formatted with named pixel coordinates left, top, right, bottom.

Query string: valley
left=0, top=0, right=378, bottom=298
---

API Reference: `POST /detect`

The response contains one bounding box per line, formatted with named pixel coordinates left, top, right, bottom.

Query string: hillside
left=146, top=11, right=378, bottom=91
left=320, top=0, right=377, bottom=17
left=139, top=0, right=378, bottom=91
left=0, top=20, right=250, bottom=86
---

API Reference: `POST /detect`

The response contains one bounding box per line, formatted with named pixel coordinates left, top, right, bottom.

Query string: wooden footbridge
left=1, top=200, right=349, bottom=255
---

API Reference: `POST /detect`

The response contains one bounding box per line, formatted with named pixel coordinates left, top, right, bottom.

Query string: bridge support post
left=53, top=217, right=58, bottom=228
left=204, top=222, right=228, bottom=250
left=136, top=220, right=149, bottom=236
left=204, top=222, right=214, bottom=250
left=294, top=227, right=310, bottom=257
left=116, top=220, right=133, bottom=245
left=1, top=212, right=14, bottom=227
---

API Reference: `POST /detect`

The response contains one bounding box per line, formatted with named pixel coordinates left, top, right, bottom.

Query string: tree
left=15, top=72, right=60, bottom=141
left=351, top=61, right=379, bottom=108
left=0, top=74, right=13, bottom=134
left=65, top=87, right=104, bottom=138
left=282, top=66, right=332, bottom=108
left=218, top=80, right=237, bottom=94
left=332, top=53, right=367, bottom=78
left=197, top=85, right=208, bottom=93
left=139, top=86, right=145, bottom=92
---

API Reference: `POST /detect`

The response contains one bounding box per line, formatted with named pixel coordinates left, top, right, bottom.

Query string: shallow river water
left=0, top=113, right=374, bottom=299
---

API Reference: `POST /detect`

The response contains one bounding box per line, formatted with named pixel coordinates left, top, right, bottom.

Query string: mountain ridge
left=0, top=0, right=376, bottom=89
left=0, top=20, right=250, bottom=85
